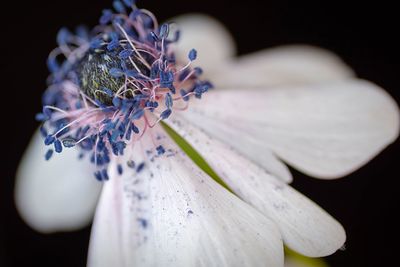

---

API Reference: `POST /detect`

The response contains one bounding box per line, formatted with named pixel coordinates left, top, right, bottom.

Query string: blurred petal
left=180, top=79, right=399, bottom=179
left=207, top=45, right=354, bottom=88
left=88, top=126, right=283, bottom=267
left=169, top=14, right=236, bottom=73
left=15, top=130, right=102, bottom=233
left=167, top=116, right=345, bottom=257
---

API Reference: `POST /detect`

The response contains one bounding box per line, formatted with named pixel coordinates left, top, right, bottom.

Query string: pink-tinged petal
left=15, top=130, right=102, bottom=233
left=207, top=45, right=354, bottom=89
left=168, top=14, right=236, bottom=73
left=180, top=79, right=399, bottom=179
left=167, top=116, right=346, bottom=257
left=88, top=125, right=283, bottom=267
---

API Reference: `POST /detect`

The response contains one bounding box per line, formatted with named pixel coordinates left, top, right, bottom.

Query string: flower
left=15, top=1, right=400, bottom=267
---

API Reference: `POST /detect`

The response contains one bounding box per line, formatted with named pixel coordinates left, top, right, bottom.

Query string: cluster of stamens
left=37, top=0, right=211, bottom=180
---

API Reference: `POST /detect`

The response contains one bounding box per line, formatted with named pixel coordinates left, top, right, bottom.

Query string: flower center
left=37, top=1, right=212, bottom=180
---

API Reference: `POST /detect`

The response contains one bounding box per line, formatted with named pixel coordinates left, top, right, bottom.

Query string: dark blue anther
left=90, top=38, right=103, bottom=49
left=117, top=164, right=123, bottom=175
left=130, top=109, right=144, bottom=120
left=35, top=113, right=48, bottom=122
left=109, top=68, right=124, bottom=78
left=119, top=49, right=133, bottom=59
left=94, top=171, right=102, bottom=181
left=107, top=39, right=119, bottom=51
left=194, top=67, right=203, bottom=76
left=44, top=135, right=55, bottom=145
left=180, top=89, right=189, bottom=101
left=100, top=9, right=113, bottom=25
left=165, top=93, right=173, bottom=109
left=156, top=145, right=165, bottom=155
left=101, top=169, right=109, bottom=180
left=132, top=123, right=139, bottom=134
left=188, top=49, right=197, bottom=61
left=62, top=138, right=76, bottom=148
left=54, top=139, right=62, bottom=153
left=103, top=151, right=110, bottom=163
left=136, top=162, right=145, bottom=173
left=160, top=109, right=172, bottom=120
left=159, top=23, right=169, bottom=38
left=113, top=0, right=126, bottom=13
left=56, top=27, right=72, bottom=46
left=194, top=82, right=211, bottom=99
left=160, top=70, right=174, bottom=88
left=45, top=149, right=54, bottom=161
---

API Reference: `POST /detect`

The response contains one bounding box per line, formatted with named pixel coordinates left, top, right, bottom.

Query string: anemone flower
left=15, top=1, right=399, bottom=267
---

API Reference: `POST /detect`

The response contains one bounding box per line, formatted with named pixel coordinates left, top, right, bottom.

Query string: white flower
left=15, top=13, right=399, bottom=267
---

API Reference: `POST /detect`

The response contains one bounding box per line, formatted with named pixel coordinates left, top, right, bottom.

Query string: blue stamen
left=136, top=162, right=145, bottom=172
left=156, top=145, right=165, bottom=155
left=117, top=164, right=123, bottom=175
left=45, top=149, right=54, bottom=160
left=160, top=109, right=172, bottom=120
left=54, top=139, right=62, bottom=153
left=188, top=49, right=197, bottom=61
left=165, top=93, right=173, bottom=109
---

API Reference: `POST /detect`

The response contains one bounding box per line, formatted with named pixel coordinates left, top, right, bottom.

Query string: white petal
left=207, top=45, right=354, bottom=89
left=169, top=14, right=236, bottom=72
left=15, top=130, right=102, bottom=233
left=167, top=116, right=346, bottom=257
left=88, top=126, right=283, bottom=267
left=181, top=79, right=400, bottom=179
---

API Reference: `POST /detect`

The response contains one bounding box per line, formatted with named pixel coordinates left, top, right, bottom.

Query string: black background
left=1, top=0, right=399, bottom=266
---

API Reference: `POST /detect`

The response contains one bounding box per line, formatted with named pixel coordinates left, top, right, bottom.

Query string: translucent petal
left=88, top=126, right=283, bottom=267
left=167, top=116, right=345, bottom=257
left=179, top=79, right=399, bottom=179
left=15, top=130, right=102, bottom=233
left=207, top=45, right=354, bottom=88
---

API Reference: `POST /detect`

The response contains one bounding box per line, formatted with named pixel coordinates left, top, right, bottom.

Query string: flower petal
left=15, top=130, right=102, bottom=233
left=207, top=45, right=354, bottom=89
left=167, top=116, right=346, bottom=257
left=88, top=126, right=283, bottom=267
left=180, top=79, right=399, bottom=179
left=169, top=14, right=236, bottom=72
